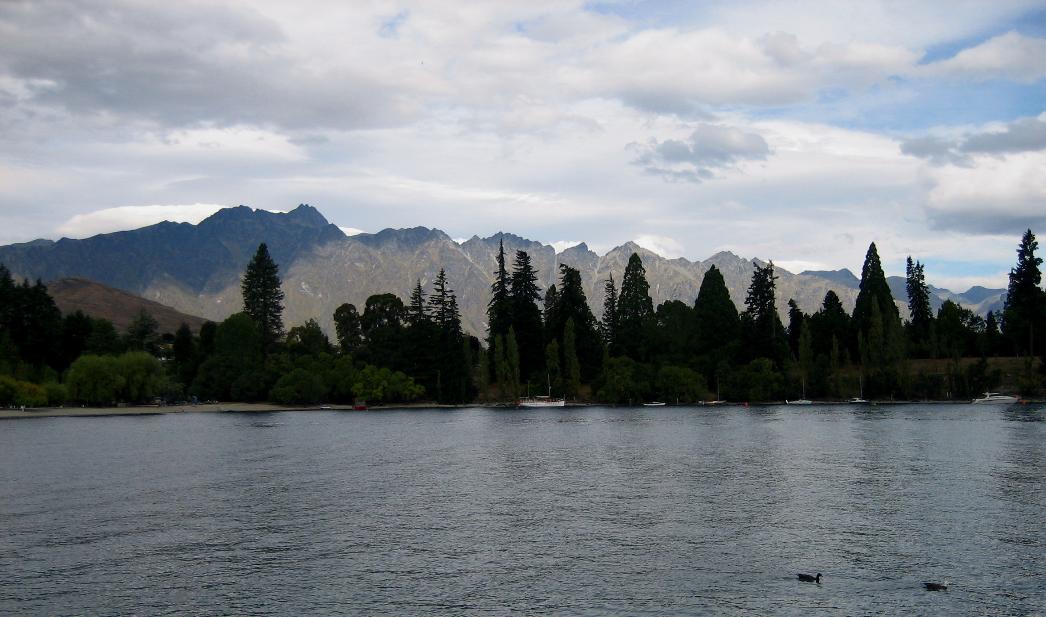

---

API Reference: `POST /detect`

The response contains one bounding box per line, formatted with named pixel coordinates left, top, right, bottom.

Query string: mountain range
left=0, top=205, right=1006, bottom=337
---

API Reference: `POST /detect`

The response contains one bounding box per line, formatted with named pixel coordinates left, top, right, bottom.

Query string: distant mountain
left=0, top=205, right=1005, bottom=338
left=48, top=278, right=209, bottom=334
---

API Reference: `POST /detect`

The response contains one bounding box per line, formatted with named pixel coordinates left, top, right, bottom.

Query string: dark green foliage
left=742, top=261, right=788, bottom=365
left=58, top=311, right=94, bottom=371
left=936, top=301, right=984, bottom=359
left=428, top=269, right=472, bottom=403
left=597, top=356, right=651, bottom=404
left=906, top=256, right=934, bottom=356
left=693, top=265, right=739, bottom=382
left=84, top=318, right=123, bottom=356
left=983, top=311, right=1002, bottom=357
left=333, top=303, right=363, bottom=354
left=286, top=319, right=332, bottom=357
left=509, top=250, right=545, bottom=383
left=1002, top=229, right=1045, bottom=356
left=601, top=274, right=618, bottom=351
left=786, top=299, right=805, bottom=360
left=407, top=280, right=429, bottom=327
left=652, top=300, right=696, bottom=366
left=270, top=368, right=328, bottom=405
left=616, top=253, right=654, bottom=360
left=171, top=323, right=198, bottom=387
left=562, top=318, right=581, bottom=398
left=193, top=313, right=266, bottom=401
left=543, top=284, right=559, bottom=335
left=546, top=265, right=603, bottom=380
left=486, top=239, right=512, bottom=346
left=853, top=243, right=901, bottom=345
left=0, top=275, right=62, bottom=371
left=125, top=309, right=160, bottom=355
left=66, top=352, right=162, bottom=405
left=241, top=243, right=285, bottom=347
left=809, top=291, right=850, bottom=359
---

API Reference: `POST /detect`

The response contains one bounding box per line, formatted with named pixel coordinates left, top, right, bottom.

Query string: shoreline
left=2, top=399, right=1041, bottom=420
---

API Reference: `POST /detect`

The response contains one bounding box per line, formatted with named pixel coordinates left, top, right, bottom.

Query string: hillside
left=0, top=205, right=1006, bottom=338
left=48, top=278, right=209, bottom=334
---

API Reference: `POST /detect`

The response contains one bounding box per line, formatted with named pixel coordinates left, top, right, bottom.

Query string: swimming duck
left=797, top=573, right=821, bottom=583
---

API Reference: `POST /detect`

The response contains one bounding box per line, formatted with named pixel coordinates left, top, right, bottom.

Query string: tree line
left=1, top=230, right=1044, bottom=407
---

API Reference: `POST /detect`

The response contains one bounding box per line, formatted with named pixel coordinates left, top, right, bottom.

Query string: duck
left=924, top=582, right=948, bottom=591
left=797, top=573, right=822, bottom=583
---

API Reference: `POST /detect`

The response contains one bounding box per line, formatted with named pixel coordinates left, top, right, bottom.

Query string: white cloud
left=550, top=240, right=583, bottom=253
left=55, top=203, right=230, bottom=238
left=925, top=31, right=1046, bottom=82
left=924, top=151, right=1046, bottom=233
left=339, top=226, right=365, bottom=236
left=634, top=234, right=684, bottom=259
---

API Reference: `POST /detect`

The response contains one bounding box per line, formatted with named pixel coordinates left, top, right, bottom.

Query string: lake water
left=1, top=404, right=1044, bottom=615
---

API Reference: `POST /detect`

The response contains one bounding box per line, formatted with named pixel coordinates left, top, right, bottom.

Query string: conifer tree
left=616, top=253, right=654, bottom=359
left=241, top=243, right=285, bottom=347
left=487, top=239, right=512, bottom=345
left=601, top=274, right=619, bottom=350
left=548, top=265, right=602, bottom=379
left=509, top=250, right=544, bottom=381
left=172, top=323, right=197, bottom=387
left=543, top=284, right=559, bottom=337
left=407, top=279, right=429, bottom=327
left=786, top=299, right=805, bottom=360
left=693, top=265, right=739, bottom=358
left=743, top=261, right=787, bottom=364
left=562, top=317, right=581, bottom=398
left=905, top=256, right=934, bottom=356
left=1002, top=229, right=1044, bottom=356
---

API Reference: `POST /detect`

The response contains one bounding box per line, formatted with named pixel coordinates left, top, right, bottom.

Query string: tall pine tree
left=509, top=250, right=545, bottom=382
left=905, top=256, right=934, bottom=357
left=616, top=253, right=654, bottom=359
left=601, top=274, right=619, bottom=351
left=241, top=243, right=285, bottom=347
left=1002, top=229, right=1044, bottom=356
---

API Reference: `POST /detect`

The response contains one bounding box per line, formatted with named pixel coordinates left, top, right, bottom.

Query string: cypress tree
left=241, top=243, right=285, bottom=347
left=1002, top=229, right=1044, bottom=356
left=693, top=265, right=739, bottom=357
left=786, top=299, right=805, bottom=360
left=616, top=253, right=654, bottom=359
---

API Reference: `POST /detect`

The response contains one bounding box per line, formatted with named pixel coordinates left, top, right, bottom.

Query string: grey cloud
left=0, top=1, right=417, bottom=132
left=631, top=123, right=770, bottom=183
left=962, top=117, right=1046, bottom=154
left=901, top=116, right=1046, bottom=164
left=899, top=135, right=970, bottom=166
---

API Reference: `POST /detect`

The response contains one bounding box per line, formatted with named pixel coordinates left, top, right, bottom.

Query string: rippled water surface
left=2, top=404, right=1045, bottom=615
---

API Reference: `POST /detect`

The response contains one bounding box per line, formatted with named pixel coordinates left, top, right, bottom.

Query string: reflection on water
left=1, top=404, right=1044, bottom=615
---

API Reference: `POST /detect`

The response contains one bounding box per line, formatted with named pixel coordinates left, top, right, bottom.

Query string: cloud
left=923, top=151, right=1046, bottom=234
left=925, top=31, right=1046, bottom=82
left=631, top=123, right=770, bottom=182
left=633, top=234, right=684, bottom=259
left=550, top=240, right=583, bottom=253
left=338, top=226, right=365, bottom=236
left=900, top=115, right=1046, bottom=165
left=55, top=203, right=230, bottom=238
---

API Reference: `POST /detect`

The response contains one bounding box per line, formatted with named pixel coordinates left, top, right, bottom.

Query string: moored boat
left=518, top=396, right=565, bottom=408
left=971, top=392, right=1018, bottom=404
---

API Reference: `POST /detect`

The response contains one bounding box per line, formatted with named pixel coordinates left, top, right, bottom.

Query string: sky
left=1, top=0, right=1045, bottom=292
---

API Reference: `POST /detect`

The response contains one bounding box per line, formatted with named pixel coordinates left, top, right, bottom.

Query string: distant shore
left=3, top=399, right=1041, bottom=420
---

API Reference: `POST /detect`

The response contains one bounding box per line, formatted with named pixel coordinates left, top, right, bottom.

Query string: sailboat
left=849, top=376, right=869, bottom=404
left=786, top=378, right=812, bottom=405
left=518, top=373, right=565, bottom=407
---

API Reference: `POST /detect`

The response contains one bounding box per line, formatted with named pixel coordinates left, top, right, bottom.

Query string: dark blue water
left=1, top=404, right=1044, bottom=615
